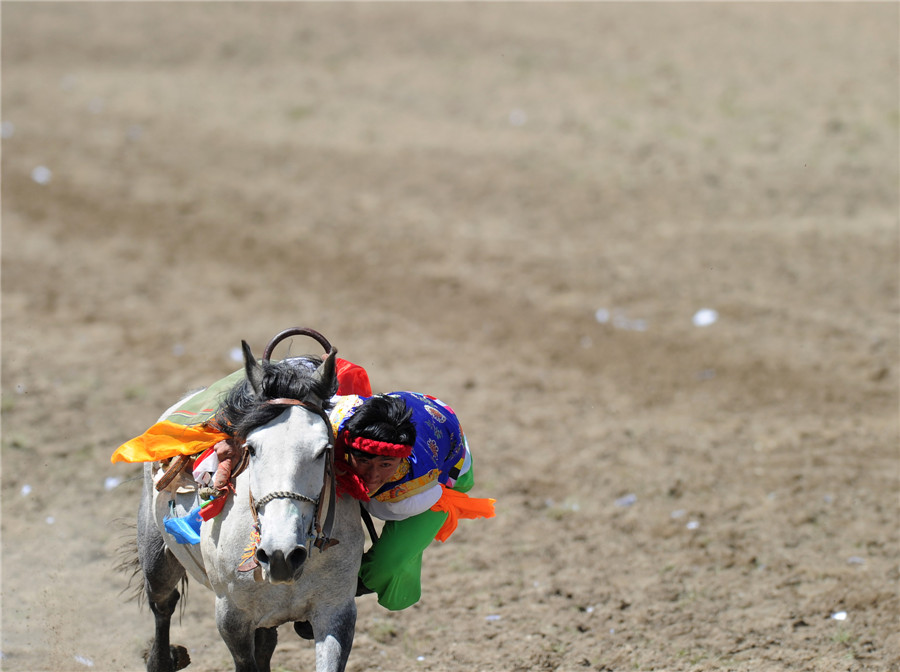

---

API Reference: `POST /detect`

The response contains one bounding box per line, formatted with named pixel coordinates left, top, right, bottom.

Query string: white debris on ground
left=595, top=308, right=648, bottom=332
left=692, top=308, right=718, bottom=327
left=508, top=108, right=527, bottom=127
left=31, top=166, right=52, bottom=184
left=614, top=493, right=637, bottom=508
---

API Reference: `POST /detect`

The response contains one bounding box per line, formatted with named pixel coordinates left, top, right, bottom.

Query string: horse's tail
left=114, top=517, right=144, bottom=603
left=113, top=517, right=189, bottom=617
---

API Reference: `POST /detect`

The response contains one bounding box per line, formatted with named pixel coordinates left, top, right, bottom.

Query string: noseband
left=246, top=398, right=339, bottom=552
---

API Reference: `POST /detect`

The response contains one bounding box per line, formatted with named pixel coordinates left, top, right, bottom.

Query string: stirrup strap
left=360, top=504, right=379, bottom=544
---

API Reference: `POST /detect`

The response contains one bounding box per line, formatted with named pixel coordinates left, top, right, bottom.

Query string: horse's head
left=245, top=402, right=332, bottom=583
left=218, top=340, right=339, bottom=584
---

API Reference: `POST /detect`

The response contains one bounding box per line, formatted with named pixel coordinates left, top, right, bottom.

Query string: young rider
left=330, top=391, right=495, bottom=611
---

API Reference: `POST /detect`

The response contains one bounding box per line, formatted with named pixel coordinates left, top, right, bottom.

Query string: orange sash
left=110, top=420, right=227, bottom=464
left=430, top=484, right=496, bottom=542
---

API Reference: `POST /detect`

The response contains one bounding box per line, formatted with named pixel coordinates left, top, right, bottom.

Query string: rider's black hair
left=344, top=394, right=416, bottom=447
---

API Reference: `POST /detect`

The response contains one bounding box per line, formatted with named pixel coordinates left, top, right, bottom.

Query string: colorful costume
left=331, top=392, right=495, bottom=611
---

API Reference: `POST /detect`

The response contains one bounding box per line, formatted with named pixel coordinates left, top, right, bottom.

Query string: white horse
left=135, top=332, right=363, bottom=672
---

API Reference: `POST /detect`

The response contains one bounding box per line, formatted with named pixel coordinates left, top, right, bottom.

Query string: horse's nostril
left=288, top=547, right=307, bottom=570
left=256, top=548, right=269, bottom=565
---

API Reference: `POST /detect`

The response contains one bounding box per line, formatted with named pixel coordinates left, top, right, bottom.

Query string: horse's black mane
left=213, top=356, right=337, bottom=442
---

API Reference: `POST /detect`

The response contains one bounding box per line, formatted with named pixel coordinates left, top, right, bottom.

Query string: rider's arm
left=364, top=481, right=443, bottom=521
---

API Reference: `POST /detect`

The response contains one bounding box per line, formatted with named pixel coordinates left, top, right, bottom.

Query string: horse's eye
left=243, top=442, right=256, bottom=457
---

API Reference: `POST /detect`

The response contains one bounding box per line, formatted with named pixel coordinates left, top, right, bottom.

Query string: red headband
left=341, top=430, right=412, bottom=459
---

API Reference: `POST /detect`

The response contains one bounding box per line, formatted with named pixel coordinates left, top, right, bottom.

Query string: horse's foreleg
left=215, top=597, right=260, bottom=672
left=145, top=588, right=190, bottom=672
left=313, top=601, right=357, bottom=672
left=253, top=627, right=278, bottom=672
left=139, top=477, right=190, bottom=672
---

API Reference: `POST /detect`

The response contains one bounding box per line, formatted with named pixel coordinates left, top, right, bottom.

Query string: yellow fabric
left=110, top=420, right=228, bottom=464
left=374, top=468, right=439, bottom=503
left=429, top=484, right=496, bottom=542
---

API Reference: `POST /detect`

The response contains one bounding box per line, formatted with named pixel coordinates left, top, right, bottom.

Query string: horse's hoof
left=171, top=645, right=191, bottom=670
left=293, top=620, right=314, bottom=640
left=142, top=643, right=190, bottom=671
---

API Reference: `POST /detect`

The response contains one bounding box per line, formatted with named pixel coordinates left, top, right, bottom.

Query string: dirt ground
left=2, top=4, right=898, bottom=671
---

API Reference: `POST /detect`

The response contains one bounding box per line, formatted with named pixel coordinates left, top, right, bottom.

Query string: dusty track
left=2, top=4, right=898, bottom=671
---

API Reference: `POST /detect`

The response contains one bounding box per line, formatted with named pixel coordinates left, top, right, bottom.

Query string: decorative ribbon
left=430, top=485, right=496, bottom=542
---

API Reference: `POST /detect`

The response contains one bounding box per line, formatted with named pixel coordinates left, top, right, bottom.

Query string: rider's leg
left=359, top=467, right=475, bottom=611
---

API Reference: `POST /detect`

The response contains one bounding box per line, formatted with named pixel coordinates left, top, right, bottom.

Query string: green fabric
left=166, top=368, right=245, bottom=426
left=360, top=465, right=475, bottom=611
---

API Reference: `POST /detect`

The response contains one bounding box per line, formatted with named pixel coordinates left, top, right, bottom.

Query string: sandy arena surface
left=2, top=4, right=898, bottom=671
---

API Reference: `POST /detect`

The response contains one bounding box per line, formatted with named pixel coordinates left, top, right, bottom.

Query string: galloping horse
left=134, top=329, right=364, bottom=672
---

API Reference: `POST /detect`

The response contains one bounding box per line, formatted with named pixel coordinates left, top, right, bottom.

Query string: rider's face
left=348, top=452, right=402, bottom=495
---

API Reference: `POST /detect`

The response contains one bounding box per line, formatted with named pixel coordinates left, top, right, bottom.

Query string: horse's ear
left=242, top=340, right=264, bottom=396
left=313, top=348, right=338, bottom=392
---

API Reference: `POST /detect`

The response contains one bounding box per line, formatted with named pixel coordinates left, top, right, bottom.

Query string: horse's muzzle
left=257, top=546, right=308, bottom=584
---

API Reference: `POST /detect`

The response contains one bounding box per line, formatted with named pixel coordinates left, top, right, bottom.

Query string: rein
left=245, top=398, right=339, bottom=552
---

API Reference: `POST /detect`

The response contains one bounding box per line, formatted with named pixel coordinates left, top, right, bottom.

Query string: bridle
left=242, top=326, right=345, bottom=553
left=244, top=398, right=340, bottom=552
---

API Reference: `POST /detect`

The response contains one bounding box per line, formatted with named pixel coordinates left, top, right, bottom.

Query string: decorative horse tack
left=237, top=525, right=262, bottom=575
left=253, top=489, right=318, bottom=510
left=263, top=327, right=334, bottom=362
